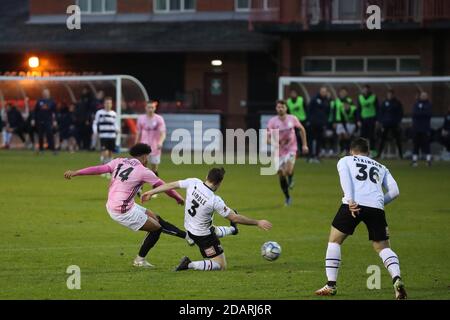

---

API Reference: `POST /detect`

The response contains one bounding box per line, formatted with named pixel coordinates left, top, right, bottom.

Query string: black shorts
left=100, top=138, right=116, bottom=152
left=332, top=204, right=389, bottom=241
left=187, top=231, right=224, bottom=259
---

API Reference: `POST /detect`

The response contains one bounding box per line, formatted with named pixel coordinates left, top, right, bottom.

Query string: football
left=261, top=241, right=282, bottom=261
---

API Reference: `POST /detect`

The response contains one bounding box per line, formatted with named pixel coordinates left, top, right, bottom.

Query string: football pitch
left=0, top=150, right=449, bottom=300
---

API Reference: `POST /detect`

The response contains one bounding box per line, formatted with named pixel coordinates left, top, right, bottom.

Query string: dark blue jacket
left=34, top=98, right=56, bottom=124
left=443, top=112, right=450, bottom=131
left=307, top=94, right=330, bottom=127
left=412, top=100, right=432, bottom=133
left=7, top=107, right=24, bottom=128
left=58, top=108, right=76, bottom=134
left=378, top=98, right=403, bottom=127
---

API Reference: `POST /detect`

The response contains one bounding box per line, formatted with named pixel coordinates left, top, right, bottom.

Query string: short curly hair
left=129, top=143, right=152, bottom=157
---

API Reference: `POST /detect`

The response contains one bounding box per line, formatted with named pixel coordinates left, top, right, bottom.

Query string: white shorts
left=279, top=152, right=296, bottom=170
left=336, top=123, right=357, bottom=136
left=107, top=204, right=148, bottom=231
left=148, top=154, right=161, bottom=165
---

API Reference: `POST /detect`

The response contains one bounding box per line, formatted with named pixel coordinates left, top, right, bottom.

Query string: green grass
left=0, top=150, right=449, bottom=300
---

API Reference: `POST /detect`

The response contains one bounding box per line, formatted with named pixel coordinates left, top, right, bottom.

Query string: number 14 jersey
left=106, top=158, right=161, bottom=214
left=179, top=178, right=231, bottom=236
left=337, top=155, right=397, bottom=210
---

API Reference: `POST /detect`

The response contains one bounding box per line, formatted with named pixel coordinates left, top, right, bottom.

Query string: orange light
left=28, top=56, right=40, bottom=68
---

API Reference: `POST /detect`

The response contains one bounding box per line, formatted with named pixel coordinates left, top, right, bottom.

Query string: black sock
left=157, top=215, right=186, bottom=239
left=327, top=281, right=337, bottom=287
left=279, top=176, right=290, bottom=199
left=392, top=276, right=401, bottom=284
left=138, top=228, right=162, bottom=258
left=287, top=174, right=294, bottom=185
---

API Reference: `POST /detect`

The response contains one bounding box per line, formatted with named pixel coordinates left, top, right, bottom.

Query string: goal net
left=0, top=75, right=149, bottom=150
left=274, top=76, right=450, bottom=158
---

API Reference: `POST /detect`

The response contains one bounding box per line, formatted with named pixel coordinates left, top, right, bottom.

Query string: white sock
left=426, top=154, right=432, bottom=162
left=188, top=260, right=222, bottom=271
left=4, top=131, right=12, bottom=145
left=215, top=226, right=235, bottom=238
left=379, top=248, right=401, bottom=280
left=412, top=154, right=418, bottom=162
left=100, top=155, right=105, bottom=164
left=325, top=242, right=341, bottom=284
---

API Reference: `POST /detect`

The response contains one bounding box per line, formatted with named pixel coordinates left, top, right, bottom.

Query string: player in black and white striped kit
left=93, top=97, right=120, bottom=171
left=315, top=138, right=407, bottom=299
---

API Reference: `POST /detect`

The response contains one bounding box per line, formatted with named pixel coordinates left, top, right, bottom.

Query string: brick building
left=0, top=0, right=449, bottom=129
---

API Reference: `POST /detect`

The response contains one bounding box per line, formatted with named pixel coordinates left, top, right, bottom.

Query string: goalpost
left=275, top=76, right=450, bottom=157
left=0, top=75, right=149, bottom=150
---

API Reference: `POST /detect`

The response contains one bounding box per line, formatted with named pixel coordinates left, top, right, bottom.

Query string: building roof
left=0, top=0, right=279, bottom=53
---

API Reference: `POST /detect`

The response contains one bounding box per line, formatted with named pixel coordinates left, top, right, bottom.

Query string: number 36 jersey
left=337, top=155, right=397, bottom=210
left=179, top=178, right=231, bottom=236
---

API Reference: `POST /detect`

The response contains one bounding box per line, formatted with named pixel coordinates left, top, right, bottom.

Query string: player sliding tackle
left=141, top=168, right=272, bottom=271
left=267, top=100, right=309, bottom=206
left=64, top=143, right=194, bottom=268
left=315, top=138, right=407, bottom=300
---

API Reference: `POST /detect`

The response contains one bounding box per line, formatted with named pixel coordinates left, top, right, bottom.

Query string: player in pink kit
left=267, top=100, right=309, bottom=206
left=64, top=143, right=193, bottom=268
left=135, top=101, right=166, bottom=176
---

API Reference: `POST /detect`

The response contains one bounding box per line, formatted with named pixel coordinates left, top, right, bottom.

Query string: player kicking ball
left=267, top=100, right=309, bottom=206
left=141, top=168, right=272, bottom=271
left=64, top=143, right=194, bottom=268
left=315, top=138, right=407, bottom=299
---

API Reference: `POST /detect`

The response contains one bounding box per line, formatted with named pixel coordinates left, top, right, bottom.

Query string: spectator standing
left=287, top=89, right=308, bottom=155
left=377, top=89, right=404, bottom=159
left=411, top=91, right=432, bottom=167
left=32, top=89, right=57, bottom=153
left=358, top=85, right=379, bottom=155
left=440, top=106, right=450, bottom=155
left=2, top=103, right=26, bottom=148
left=58, top=103, right=77, bottom=153
left=75, top=87, right=94, bottom=150
left=307, top=86, right=330, bottom=162
left=332, top=87, right=358, bottom=155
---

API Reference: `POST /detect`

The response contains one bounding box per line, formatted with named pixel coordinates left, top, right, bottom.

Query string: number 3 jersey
left=337, top=155, right=398, bottom=210
left=179, top=178, right=231, bottom=236
left=106, top=158, right=161, bottom=214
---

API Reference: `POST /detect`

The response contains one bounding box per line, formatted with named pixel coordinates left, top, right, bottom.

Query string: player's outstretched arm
left=226, top=211, right=272, bottom=231
left=152, top=180, right=184, bottom=205
left=64, top=164, right=112, bottom=180
left=141, top=181, right=181, bottom=202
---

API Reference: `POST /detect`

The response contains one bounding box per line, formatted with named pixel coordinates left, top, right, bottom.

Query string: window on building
left=399, top=58, right=420, bottom=72
left=154, top=0, right=196, bottom=12
left=335, top=58, right=364, bottom=72
left=304, top=59, right=333, bottom=73
left=367, top=58, right=397, bottom=72
left=77, top=0, right=116, bottom=14
left=332, top=0, right=362, bottom=22
left=235, top=0, right=277, bottom=12
left=236, top=0, right=251, bottom=11
left=303, top=56, right=421, bottom=75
